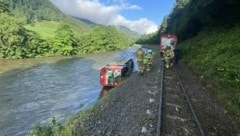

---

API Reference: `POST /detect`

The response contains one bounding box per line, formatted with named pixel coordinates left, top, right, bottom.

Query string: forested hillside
left=161, top=0, right=240, bottom=40
left=3, top=0, right=92, bottom=32
left=158, top=0, right=240, bottom=118
left=4, top=0, right=139, bottom=38
left=0, top=0, right=133, bottom=59
left=6, top=0, right=64, bottom=23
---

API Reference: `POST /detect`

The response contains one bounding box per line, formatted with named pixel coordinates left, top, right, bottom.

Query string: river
left=0, top=46, right=139, bottom=136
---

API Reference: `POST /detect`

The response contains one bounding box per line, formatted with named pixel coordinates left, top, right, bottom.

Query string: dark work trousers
left=174, top=48, right=180, bottom=64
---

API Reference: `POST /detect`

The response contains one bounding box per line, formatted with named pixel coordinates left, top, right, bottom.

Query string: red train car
left=100, top=59, right=133, bottom=87
left=160, top=34, right=177, bottom=54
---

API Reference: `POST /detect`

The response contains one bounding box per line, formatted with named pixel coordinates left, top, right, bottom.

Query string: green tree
left=162, top=0, right=240, bottom=41
left=78, top=25, right=130, bottom=53
left=50, top=24, right=77, bottom=56
left=0, top=0, right=10, bottom=14
left=0, top=3, right=50, bottom=58
left=136, top=32, right=159, bottom=44
left=25, top=33, right=50, bottom=58
left=0, top=12, right=28, bottom=58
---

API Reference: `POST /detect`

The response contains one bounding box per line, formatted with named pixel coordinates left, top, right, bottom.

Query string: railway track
left=157, top=62, right=205, bottom=136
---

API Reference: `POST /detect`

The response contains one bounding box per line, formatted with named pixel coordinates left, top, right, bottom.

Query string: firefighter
left=145, top=50, right=153, bottom=72
left=143, top=54, right=148, bottom=72
left=163, top=46, right=174, bottom=68
left=135, top=47, right=145, bottom=74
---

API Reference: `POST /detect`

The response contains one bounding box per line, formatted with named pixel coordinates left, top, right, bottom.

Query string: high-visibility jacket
left=146, top=54, right=153, bottom=64
left=143, top=55, right=148, bottom=64
left=135, top=49, right=145, bottom=61
left=163, top=48, right=174, bottom=59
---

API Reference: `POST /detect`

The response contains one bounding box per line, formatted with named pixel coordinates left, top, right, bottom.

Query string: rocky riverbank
left=73, top=53, right=239, bottom=136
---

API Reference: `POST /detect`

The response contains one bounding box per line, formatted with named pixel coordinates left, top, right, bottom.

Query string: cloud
left=110, top=15, right=158, bottom=34
left=50, top=0, right=158, bottom=34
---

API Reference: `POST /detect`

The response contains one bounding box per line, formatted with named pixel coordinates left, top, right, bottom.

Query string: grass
left=24, top=21, right=60, bottom=38
left=179, top=25, right=240, bottom=120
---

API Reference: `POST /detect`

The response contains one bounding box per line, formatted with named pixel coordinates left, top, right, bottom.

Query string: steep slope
left=74, top=17, right=140, bottom=41
left=116, top=25, right=141, bottom=41
left=5, top=0, right=64, bottom=23
left=162, top=0, right=240, bottom=40
left=159, top=0, right=240, bottom=120
left=4, top=0, right=140, bottom=40
left=4, top=0, right=92, bottom=32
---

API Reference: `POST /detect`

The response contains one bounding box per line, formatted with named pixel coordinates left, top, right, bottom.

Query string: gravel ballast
left=74, top=54, right=239, bottom=136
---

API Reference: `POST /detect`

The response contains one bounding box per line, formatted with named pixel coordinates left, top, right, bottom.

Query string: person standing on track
left=145, top=49, right=153, bottom=72
left=135, top=47, right=145, bottom=75
left=163, top=46, right=174, bottom=68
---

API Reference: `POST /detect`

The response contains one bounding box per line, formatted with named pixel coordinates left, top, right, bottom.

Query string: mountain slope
left=5, top=0, right=65, bottom=22
left=4, top=0, right=140, bottom=39
left=116, top=25, right=141, bottom=40
left=4, top=0, right=92, bottom=32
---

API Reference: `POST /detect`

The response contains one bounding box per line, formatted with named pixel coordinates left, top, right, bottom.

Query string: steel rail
left=156, top=60, right=164, bottom=136
left=174, top=67, right=205, bottom=136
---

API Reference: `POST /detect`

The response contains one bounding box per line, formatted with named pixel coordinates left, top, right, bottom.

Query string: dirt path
left=74, top=54, right=239, bottom=136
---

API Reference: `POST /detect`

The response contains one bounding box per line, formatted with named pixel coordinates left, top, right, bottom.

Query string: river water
left=0, top=46, right=138, bottom=136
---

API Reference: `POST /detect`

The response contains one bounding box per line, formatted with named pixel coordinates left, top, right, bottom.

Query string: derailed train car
left=99, top=59, right=134, bottom=97
left=100, top=59, right=134, bottom=88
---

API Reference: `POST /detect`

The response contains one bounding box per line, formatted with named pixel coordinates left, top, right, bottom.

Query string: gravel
left=73, top=54, right=240, bottom=136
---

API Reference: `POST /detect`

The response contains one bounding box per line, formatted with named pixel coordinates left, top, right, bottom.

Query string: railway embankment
left=73, top=53, right=239, bottom=135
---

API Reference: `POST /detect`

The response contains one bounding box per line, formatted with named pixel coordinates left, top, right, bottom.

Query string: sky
left=50, top=0, right=176, bottom=34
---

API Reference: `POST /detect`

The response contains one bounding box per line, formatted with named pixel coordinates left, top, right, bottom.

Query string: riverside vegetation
left=0, top=0, right=133, bottom=59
